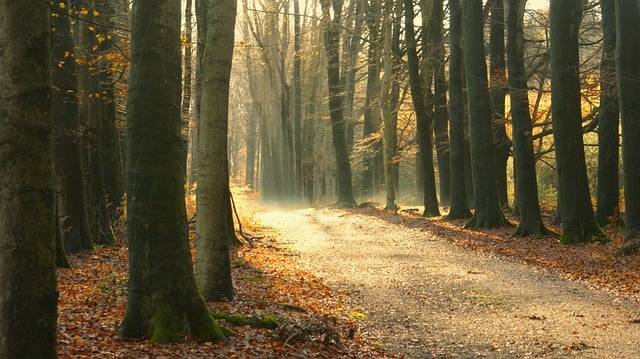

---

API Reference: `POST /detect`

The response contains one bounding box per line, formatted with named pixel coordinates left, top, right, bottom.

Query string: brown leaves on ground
left=353, top=205, right=640, bottom=301
left=57, top=234, right=401, bottom=358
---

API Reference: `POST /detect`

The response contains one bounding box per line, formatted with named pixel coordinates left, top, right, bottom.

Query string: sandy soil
left=252, top=205, right=640, bottom=358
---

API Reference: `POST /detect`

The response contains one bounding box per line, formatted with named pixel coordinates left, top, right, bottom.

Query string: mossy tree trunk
left=505, top=0, right=552, bottom=237
left=550, top=0, right=607, bottom=244
left=615, top=0, right=640, bottom=254
left=596, top=0, right=620, bottom=227
left=0, top=1, right=58, bottom=356
left=52, top=1, right=93, bottom=254
left=194, top=0, right=236, bottom=302
left=118, top=0, right=225, bottom=343
left=446, top=0, right=472, bottom=220
left=462, top=0, right=508, bottom=228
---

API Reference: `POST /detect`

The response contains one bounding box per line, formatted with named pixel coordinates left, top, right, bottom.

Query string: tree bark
left=319, top=0, right=357, bottom=207
left=194, top=0, right=236, bottom=301
left=490, top=0, right=511, bottom=208
left=0, top=1, right=58, bottom=356
left=119, top=0, right=225, bottom=342
left=615, top=0, right=640, bottom=254
left=505, top=0, right=552, bottom=237
left=52, top=1, right=93, bottom=253
left=446, top=0, right=472, bottom=220
left=550, top=0, right=607, bottom=244
left=462, top=0, right=508, bottom=228
left=405, top=0, right=440, bottom=217
left=595, top=0, right=620, bottom=227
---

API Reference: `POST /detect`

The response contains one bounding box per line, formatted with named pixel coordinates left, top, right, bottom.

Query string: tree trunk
left=405, top=0, right=440, bottom=217
left=194, top=0, right=236, bottom=301
left=293, top=0, right=303, bottom=198
left=615, top=0, right=640, bottom=254
left=462, top=0, right=508, bottom=228
left=319, top=0, right=357, bottom=207
left=595, top=0, right=620, bottom=227
left=505, top=0, right=552, bottom=237
left=0, top=1, right=58, bottom=356
left=52, top=2, right=93, bottom=253
left=490, top=0, right=511, bottom=208
left=118, top=0, right=225, bottom=342
left=550, top=0, right=607, bottom=244
left=431, top=0, right=450, bottom=206
left=446, top=0, right=472, bottom=220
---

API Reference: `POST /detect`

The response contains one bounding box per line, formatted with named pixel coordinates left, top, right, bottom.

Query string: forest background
left=2, top=0, right=640, bottom=357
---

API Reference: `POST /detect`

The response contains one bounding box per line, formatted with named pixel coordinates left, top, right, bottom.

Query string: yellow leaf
left=348, top=311, right=367, bottom=319
left=59, top=2, right=66, bottom=9
left=88, top=26, right=95, bottom=32
left=93, top=10, right=100, bottom=17
left=80, top=8, right=89, bottom=16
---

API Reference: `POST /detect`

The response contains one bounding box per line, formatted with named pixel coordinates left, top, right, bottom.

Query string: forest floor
left=57, top=189, right=640, bottom=358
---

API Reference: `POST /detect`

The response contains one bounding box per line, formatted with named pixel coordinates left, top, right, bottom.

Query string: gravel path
left=254, top=206, right=640, bottom=358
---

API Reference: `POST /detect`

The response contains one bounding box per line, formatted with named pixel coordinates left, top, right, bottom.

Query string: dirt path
left=253, top=206, right=640, bottom=358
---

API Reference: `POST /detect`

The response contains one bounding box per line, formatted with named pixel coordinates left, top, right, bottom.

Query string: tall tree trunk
left=118, top=0, right=225, bottom=342
left=183, top=0, right=194, bottom=183
left=76, top=0, right=115, bottom=245
left=293, top=0, right=303, bottom=198
left=405, top=0, right=440, bottom=217
left=195, top=0, right=236, bottom=301
left=595, top=0, right=620, bottom=227
left=446, top=0, right=472, bottom=220
left=52, top=1, right=93, bottom=253
left=319, top=0, right=357, bottom=207
left=550, top=0, right=607, bottom=244
left=490, top=0, right=511, bottom=208
left=362, top=0, right=381, bottom=199
left=615, top=0, right=640, bottom=254
left=0, top=1, right=58, bottom=356
left=462, top=0, right=508, bottom=228
left=96, top=0, right=125, bottom=226
left=505, top=0, right=552, bottom=237
left=431, top=0, right=450, bottom=206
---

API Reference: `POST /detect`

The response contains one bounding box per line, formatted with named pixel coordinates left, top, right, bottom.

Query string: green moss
left=151, top=303, right=182, bottom=344
left=559, top=223, right=610, bottom=245
left=211, top=311, right=281, bottom=330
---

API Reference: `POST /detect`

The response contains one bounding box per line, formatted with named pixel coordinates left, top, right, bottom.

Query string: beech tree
left=595, top=0, right=620, bottom=227
left=118, top=0, right=225, bottom=342
left=194, top=0, right=236, bottom=301
left=446, top=0, right=472, bottom=220
left=52, top=0, right=93, bottom=254
left=615, top=0, right=640, bottom=254
left=0, top=0, right=58, bottom=356
left=319, top=0, right=357, bottom=206
left=550, top=0, right=607, bottom=244
left=405, top=0, right=439, bottom=217
left=505, top=0, right=552, bottom=237
left=462, top=0, right=508, bottom=228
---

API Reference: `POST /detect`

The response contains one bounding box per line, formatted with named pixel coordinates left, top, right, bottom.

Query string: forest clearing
left=55, top=190, right=640, bottom=358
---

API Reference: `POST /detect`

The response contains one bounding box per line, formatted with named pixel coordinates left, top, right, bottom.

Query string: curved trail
left=254, top=206, right=640, bottom=358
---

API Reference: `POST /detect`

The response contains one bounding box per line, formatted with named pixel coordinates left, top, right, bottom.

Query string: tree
left=615, top=0, right=640, bottom=254
left=446, top=0, right=472, bottom=220
left=595, top=0, right=619, bottom=227
left=52, top=1, right=93, bottom=253
left=490, top=0, right=511, bottom=208
left=319, top=0, right=357, bottom=207
left=194, top=0, right=236, bottom=302
left=118, top=0, right=225, bottom=342
left=505, top=0, right=552, bottom=237
left=462, top=0, right=508, bottom=228
left=0, top=0, right=58, bottom=356
left=550, top=0, right=607, bottom=244
left=431, top=0, right=450, bottom=206
left=405, top=0, right=440, bottom=217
